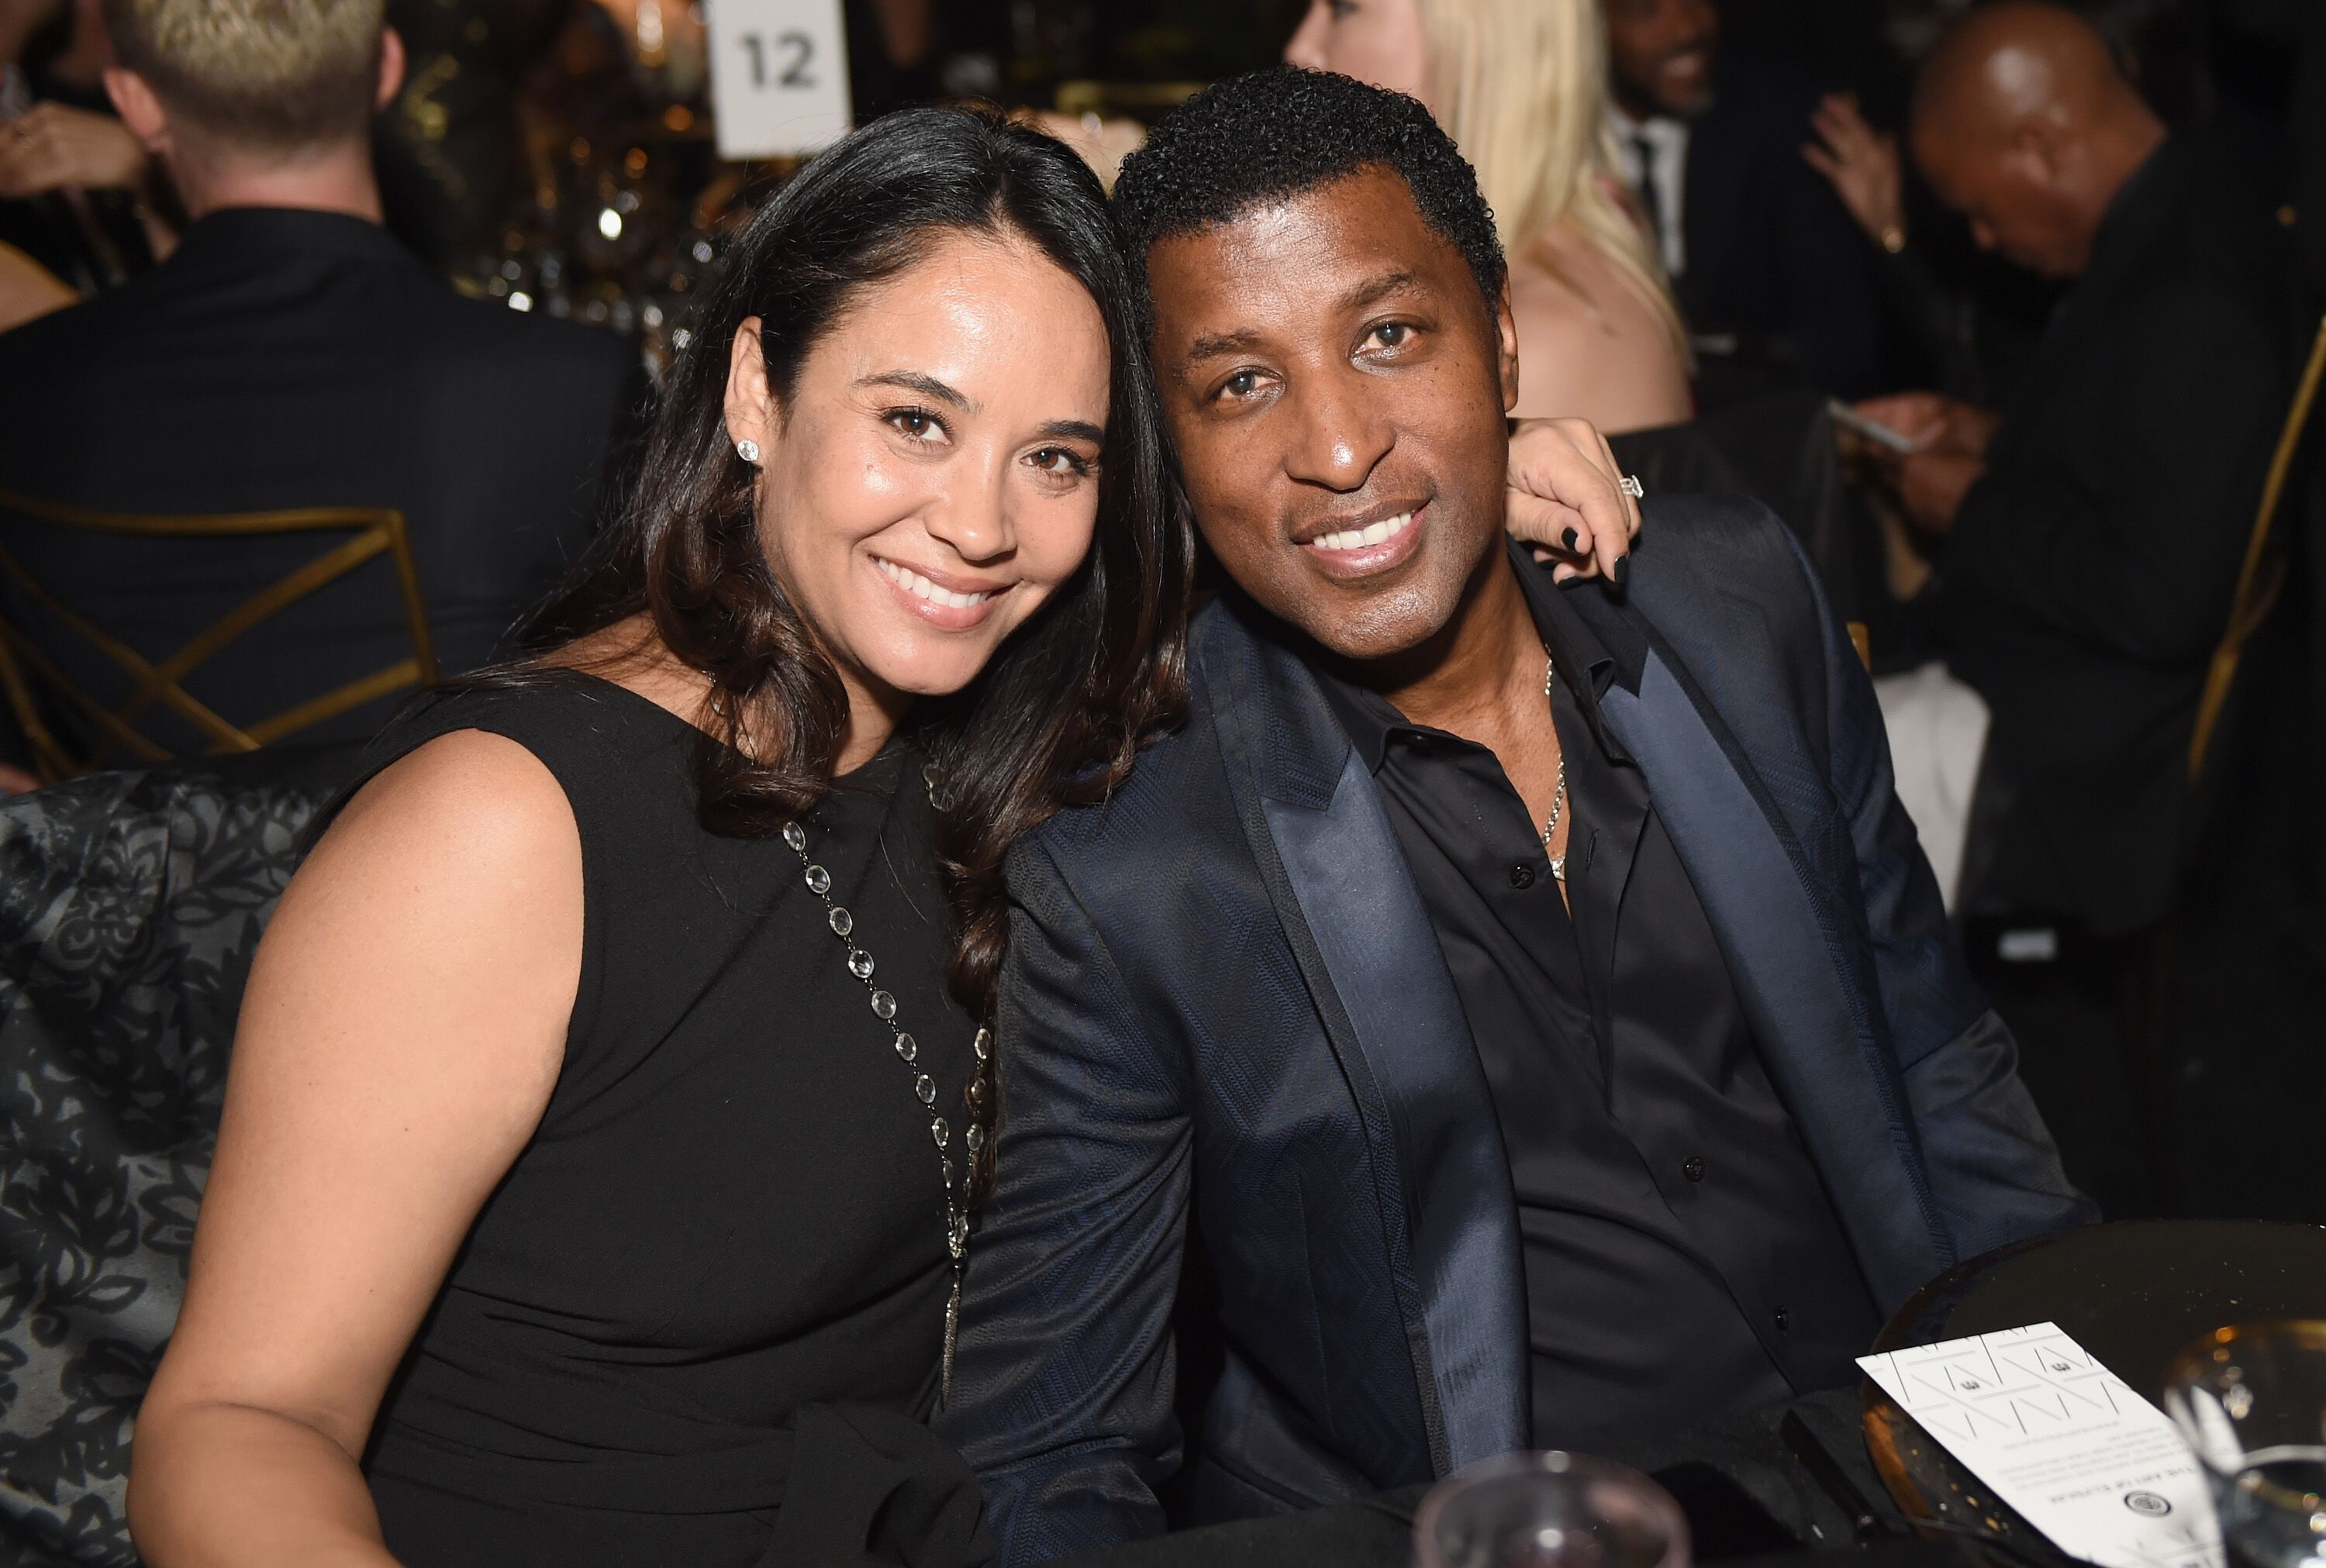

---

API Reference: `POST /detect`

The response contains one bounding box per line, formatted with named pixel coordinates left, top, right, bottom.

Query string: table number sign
left=705, top=0, right=852, bottom=160
left=1862, top=1323, right=2224, bottom=1568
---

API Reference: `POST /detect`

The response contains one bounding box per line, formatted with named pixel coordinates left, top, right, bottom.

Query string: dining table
left=1052, top=1220, right=2326, bottom=1568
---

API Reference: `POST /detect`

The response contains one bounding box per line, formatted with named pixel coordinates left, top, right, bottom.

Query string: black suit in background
left=0, top=206, right=642, bottom=749
left=1936, top=130, right=2317, bottom=935
left=1675, top=54, right=1887, bottom=405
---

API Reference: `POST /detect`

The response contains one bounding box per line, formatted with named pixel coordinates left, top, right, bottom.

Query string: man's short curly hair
left=1111, top=65, right=1508, bottom=338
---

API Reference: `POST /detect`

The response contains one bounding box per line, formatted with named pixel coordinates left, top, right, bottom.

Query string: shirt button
left=1510, top=863, right=1536, bottom=889
left=1776, top=1306, right=1791, bottom=1333
left=1682, top=1156, right=1707, bottom=1183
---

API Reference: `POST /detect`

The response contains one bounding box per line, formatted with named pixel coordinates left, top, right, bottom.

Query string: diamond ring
left=1618, top=474, right=1645, bottom=500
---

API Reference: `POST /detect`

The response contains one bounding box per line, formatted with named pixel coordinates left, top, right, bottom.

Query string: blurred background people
left=0, top=0, right=171, bottom=291
left=1855, top=2, right=2311, bottom=939
left=0, top=0, right=641, bottom=754
left=1598, top=0, right=1886, bottom=406
left=1285, top=0, right=1693, bottom=432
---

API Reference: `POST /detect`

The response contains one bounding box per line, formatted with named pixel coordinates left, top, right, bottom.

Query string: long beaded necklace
left=779, top=762, right=985, bottom=1404
left=1539, top=647, right=1568, bottom=883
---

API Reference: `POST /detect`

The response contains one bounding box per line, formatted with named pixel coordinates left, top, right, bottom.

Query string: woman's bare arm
left=128, top=731, right=585, bottom=1568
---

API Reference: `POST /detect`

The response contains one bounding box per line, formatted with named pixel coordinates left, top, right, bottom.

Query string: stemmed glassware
left=1415, top=1451, right=1692, bottom=1568
left=2164, top=1322, right=2326, bottom=1568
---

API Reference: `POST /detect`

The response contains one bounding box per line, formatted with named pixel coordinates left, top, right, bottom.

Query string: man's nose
left=1282, top=374, right=1393, bottom=492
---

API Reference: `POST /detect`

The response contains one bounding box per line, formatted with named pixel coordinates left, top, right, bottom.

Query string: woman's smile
left=869, top=551, right=1012, bottom=630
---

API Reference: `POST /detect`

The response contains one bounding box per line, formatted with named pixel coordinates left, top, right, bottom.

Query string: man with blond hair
left=0, top=0, right=639, bottom=753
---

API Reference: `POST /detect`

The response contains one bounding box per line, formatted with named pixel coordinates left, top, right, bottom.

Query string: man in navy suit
left=940, top=67, right=2090, bottom=1566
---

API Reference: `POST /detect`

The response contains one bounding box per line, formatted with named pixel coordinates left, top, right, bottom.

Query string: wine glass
left=2163, top=1322, right=2326, bottom=1568
left=1415, top=1451, right=1692, bottom=1568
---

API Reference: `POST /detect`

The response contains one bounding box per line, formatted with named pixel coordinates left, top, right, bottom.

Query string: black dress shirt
left=1317, top=545, right=1881, bottom=1448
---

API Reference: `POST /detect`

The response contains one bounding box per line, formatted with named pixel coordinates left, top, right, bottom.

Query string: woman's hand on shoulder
left=130, top=730, right=583, bottom=1567
left=1505, top=416, right=1644, bottom=583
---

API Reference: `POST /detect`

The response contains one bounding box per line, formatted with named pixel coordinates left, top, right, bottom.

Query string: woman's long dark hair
left=517, top=106, right=1192, bottom=1201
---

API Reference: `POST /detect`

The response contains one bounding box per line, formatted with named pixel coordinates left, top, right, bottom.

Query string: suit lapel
left=1197, top=601, right=1531, bottom=1471
left=1567, top=591, right=1953, bottom=1304
left=1573, top=765, right=1649, bottom=1077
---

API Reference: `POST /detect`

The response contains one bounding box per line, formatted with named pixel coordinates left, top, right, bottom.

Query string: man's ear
left=377, top=26, right=407, bottom=110
left=724, top=316, right=778, bottom=463
left=1493, top=274, right=1521, bottom=414
left=102, top=67, right=171, bottom=155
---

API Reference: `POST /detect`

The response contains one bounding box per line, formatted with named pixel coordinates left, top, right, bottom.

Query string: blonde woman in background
left=1286, top=0, right=1693, bottom=432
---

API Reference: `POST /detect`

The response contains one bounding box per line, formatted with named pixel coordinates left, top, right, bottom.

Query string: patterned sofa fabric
left=0, top=753, right=350, bottom=1567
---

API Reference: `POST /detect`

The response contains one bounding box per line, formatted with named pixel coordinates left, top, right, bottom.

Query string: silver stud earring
left=736, top=439, right=761, bottom=464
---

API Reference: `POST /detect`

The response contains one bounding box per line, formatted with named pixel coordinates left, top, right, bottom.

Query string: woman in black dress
left=126, top=107, right=1191, bottom=1568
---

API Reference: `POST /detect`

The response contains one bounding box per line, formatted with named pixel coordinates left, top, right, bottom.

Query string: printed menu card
left=1858, top=1322, right=2224, bottom=1568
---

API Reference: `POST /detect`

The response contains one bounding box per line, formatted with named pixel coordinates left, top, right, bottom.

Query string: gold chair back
left=2187, top=312, right=2326, bottom=784
left=0, top=491, right=437, bottom=782
left=1845, top=622, right=1872, bottom=672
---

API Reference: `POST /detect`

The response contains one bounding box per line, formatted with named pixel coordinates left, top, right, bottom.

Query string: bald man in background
left=1854, top=2, right=2314, bottom=936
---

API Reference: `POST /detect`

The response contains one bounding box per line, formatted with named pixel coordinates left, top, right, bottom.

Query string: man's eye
left=1368, top=323, right=1413, bottom=350
left=1221, top=370, right=1261, bottom=399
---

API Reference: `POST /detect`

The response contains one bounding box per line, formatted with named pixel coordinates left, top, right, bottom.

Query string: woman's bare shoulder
left=332, top=729, right=568, bottom=845
left=1506, top=231, right=1693, bottom=432
left=255, top=728, right=584, bottom=1118
left=298, top=729, right=582, bottom=946
left=1506, top=227, right=1658, bottom=343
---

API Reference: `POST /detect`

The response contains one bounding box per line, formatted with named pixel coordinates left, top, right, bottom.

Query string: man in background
left=1857, top=2, right=2313, bottom=936
left=0, top=0, right=639, bottom=754
left=1600, top=0, right=1886, bottom=402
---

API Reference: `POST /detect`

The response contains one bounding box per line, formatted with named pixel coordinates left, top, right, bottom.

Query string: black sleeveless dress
left=336, top=678, right=991, bottom=1568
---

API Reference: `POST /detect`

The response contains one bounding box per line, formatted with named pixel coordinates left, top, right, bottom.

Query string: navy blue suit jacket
left=940, top=497, right=2092, bottom=1564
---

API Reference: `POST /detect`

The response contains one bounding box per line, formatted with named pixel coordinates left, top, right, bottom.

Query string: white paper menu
left=1858, top=1322, right=2224, bottom=1568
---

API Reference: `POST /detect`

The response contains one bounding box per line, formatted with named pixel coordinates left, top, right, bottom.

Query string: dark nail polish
left=1562, top=526, right=1580, bottom=552
left=1613, top=554, right=1631, bottom=588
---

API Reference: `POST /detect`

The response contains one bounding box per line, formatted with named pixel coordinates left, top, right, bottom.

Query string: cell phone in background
left=1827, top=398, right=1931, bottom=454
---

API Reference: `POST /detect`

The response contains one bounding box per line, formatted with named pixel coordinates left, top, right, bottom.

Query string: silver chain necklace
left=780, top=772, right=985, bottom=1404
left=1539, top=647, right=1568, bottom=882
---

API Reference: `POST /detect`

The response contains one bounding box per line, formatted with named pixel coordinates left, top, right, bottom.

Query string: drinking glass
left=2163, top=1322, right=2326, bottom=1568
left=1415, top=1450, right=1692, bottom=1568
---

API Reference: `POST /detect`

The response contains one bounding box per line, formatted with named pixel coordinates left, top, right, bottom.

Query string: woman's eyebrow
left=858, top=370, right=975, bottom=411
left=858, top=372, right=1098, bottom=443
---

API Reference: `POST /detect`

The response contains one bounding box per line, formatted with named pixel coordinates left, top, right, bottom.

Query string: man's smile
left=1296, top=500, right=1431, bottom=579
